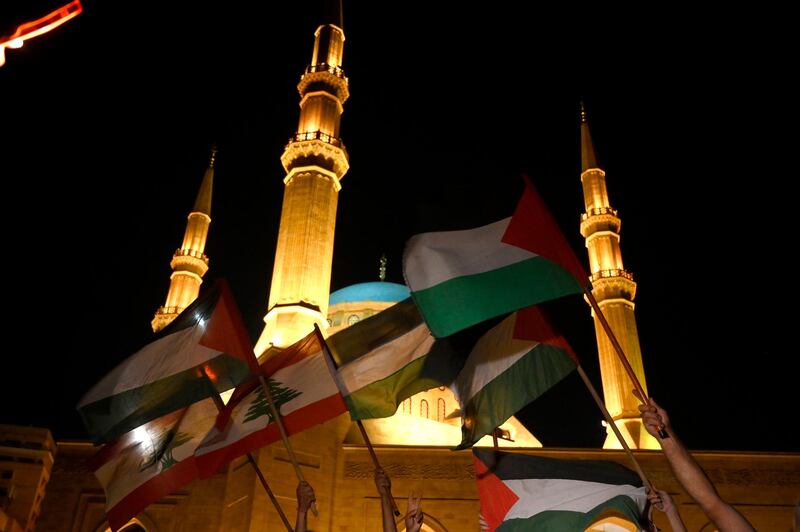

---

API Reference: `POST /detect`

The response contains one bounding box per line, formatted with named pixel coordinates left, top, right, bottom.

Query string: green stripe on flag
left=498, top=494, right=646, bottom=531
left=345, top=355, right=440, bottom=420
left=78, top=353, right=251, bottom=442
left=457, top=343, right=576, bottom=449
left=328, top=298, right=423, bottom=365
left=411, top=257, right=583, bottom=338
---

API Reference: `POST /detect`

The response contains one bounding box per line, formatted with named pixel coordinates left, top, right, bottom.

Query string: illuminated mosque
left=2, top=4, right=797, bottom=532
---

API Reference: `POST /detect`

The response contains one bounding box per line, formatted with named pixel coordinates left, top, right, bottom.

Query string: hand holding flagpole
left=313, top=323, right=401, bottom=517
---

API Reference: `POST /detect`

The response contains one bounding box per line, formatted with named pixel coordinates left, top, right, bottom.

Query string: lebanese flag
left=89, top=398, right=218, bottom=531
left=195, top=332, right=348, bottom=477
left=403, top=177, right=587, bottom=338
left=78, top=279, right=257, bottom=443
left=474, top=449, right=647, bottom=531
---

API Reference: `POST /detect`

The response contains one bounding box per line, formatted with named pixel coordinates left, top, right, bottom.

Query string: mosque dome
left=329, top=281, right=409, bottom=306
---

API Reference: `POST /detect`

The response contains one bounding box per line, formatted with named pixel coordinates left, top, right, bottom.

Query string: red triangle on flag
left=198, top=280, right=260, bottom=373
left=473, top=451, right=520, bottom=531
left=502, top=176, right=587, bottom=283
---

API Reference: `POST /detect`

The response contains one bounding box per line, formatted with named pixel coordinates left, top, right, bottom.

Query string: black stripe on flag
left=474, top=448, right=643, bottom=487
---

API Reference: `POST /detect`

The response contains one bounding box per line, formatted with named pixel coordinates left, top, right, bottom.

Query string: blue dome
left=329, top=282, right=410, bottom=305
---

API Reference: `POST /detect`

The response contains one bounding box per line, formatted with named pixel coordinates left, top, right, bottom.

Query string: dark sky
left=1, top=2, right=795, bottom=452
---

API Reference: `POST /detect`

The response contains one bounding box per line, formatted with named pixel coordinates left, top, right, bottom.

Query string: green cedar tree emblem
left=244, top=378, right=302, bottom=424
left=139, top=430, right=193, bottom=472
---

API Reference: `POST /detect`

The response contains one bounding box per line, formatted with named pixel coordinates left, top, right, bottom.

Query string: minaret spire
left=578, top=104, right=658, bottom=449
left=193, top=145, right=216, bottom=215
left=255, top=8, right=350, bottom=353
left=151, top=148, right=215, bottom=332
left=580, top=101, right=599, bottom=172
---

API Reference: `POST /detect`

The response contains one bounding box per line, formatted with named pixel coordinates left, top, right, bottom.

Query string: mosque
left=2, top=4, right=797, bottom=532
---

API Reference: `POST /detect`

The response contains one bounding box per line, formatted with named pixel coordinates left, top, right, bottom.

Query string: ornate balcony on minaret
left=579, top=104, right=658, bottom=449
left=256, top=21, right=350, bottom=354
left=152, top=148, right=215, bottom=332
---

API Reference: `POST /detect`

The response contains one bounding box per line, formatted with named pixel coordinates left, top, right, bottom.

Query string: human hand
left=296, top=481, right=316, bottom=513
left=634, top=390, right=670, bottom=438
left=647, top=488, right=677, bottom=514
left=374, top=467, right=392, bottom=498
left=405, top=492, right=423, bottom=532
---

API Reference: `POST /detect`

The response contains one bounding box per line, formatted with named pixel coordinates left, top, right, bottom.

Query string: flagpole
left=256, top=373, right=319, bottom=517
left=311, top=323, right=401, bottom=518
left=246, top=453, right=295, bottom=532
left=576, top=364, right=654, bottom=492
left=355, top=420, right=402, bottom=517
left=206, top=380, right=294, bottom=531
left=583, top=285, right=669, bottom=439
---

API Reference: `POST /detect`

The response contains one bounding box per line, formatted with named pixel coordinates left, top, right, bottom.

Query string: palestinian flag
left=325, top=298, right=461, bottom=420
left=195, top=331, right=347, bottom=477
left=90, top=398, right=218, bottom=531
left=474, top=449, right=648, bottom=531
left=403, top=177, right=587, bottom=337
left=78, top=279, right=257, bottom=443
left=453, top=306, right=577, bottom=450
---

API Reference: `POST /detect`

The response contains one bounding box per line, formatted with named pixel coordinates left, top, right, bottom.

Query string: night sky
left=1, top=2, right=795, bottom=452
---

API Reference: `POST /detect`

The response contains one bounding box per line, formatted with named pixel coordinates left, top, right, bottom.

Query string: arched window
left=420, top=399, right=429, bottom=419
left=347, top=314, right=360, bottom=326
left=402, top=398, right=411, bottom=414
left=437, top=398, right=446, bottom=421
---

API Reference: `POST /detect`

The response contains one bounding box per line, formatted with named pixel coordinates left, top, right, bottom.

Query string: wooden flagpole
left=205, top=384, right=294, bottom=531
left=311, top=323, right=401, bottom=517
left=256, top=373, right=319, bottom=516
left=576, top=364, right=654, bottom=492
left=246, top=453, right=295, bottom=531
left=355, top=420, right=402, bottom=517
left=583, top=285, right=669, bottom=439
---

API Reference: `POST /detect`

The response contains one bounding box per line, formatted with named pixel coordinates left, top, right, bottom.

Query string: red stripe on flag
left=197, top=392, right=347, bottom=478
left=502, top=176, right=587, bottom=283
left=473, top=452, right=519, bottom=532
left=106, top=457, right=199, bottom=531
left=260, top=332, right=322, bottom=376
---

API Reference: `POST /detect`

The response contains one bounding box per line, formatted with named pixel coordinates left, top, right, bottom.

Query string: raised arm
left=295, top=481, right=315, bottom=532
left=636, top=391, right=755, bottom=532
left=374, top=468, right=397, bottom=532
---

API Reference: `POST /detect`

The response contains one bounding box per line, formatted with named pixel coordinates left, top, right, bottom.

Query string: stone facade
left=37, top=428, right=800, bottom=531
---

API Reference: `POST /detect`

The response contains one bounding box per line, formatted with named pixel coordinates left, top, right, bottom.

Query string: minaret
left=151, top=147, right=215, bottom=332
left=579, top=104, right=658, bottom=449
left=255, top=12, right=350, bottom=353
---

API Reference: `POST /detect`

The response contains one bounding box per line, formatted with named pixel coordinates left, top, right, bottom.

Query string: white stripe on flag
left=196, top=353, right=337, bottom=456
left=272, top=352, right=340, bottom=415
left=454, top=314, right=538, bottom=404
left=403, top=218, right=537, bottom=292
left=504, top=478, right=646, bottom=520
left=336, top=324, right=434, bottom=395
left=79, top=327, right=221, bottom=405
